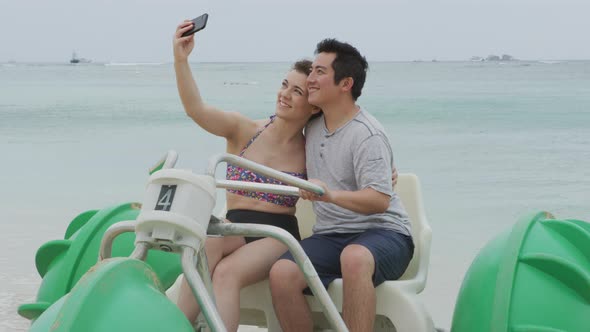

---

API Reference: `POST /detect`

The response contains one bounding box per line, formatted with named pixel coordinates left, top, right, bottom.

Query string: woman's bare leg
left=211, top=238, right=289, bottom=332
left=177, top=235, right=246, bottom=323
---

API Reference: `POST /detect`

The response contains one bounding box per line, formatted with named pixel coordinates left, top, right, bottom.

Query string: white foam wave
left=538, top=60, right=563, bottom=64
left=105, top=62, right=164, bottom=66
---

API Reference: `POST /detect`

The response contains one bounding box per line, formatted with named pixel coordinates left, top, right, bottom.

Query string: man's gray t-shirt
left=305, top=108, right=411, bottom=236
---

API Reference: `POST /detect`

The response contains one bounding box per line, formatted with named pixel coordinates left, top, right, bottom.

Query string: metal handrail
left=96, top=152, right=348, bottom=332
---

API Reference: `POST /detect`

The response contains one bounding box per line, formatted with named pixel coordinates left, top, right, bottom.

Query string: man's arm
left=300, top=135, right=395, bottom=215
left=300, top=180, right=390, bottom=215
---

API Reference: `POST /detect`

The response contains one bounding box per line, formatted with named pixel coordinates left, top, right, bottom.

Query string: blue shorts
left=280, top=229, right=414, bottom=292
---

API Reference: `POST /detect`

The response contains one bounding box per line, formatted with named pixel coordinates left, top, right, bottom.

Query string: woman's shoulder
left=224, top=114, right=258, bottom=149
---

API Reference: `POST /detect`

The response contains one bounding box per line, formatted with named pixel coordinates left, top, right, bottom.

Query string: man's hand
left=300, top=179, right=332, bottom=202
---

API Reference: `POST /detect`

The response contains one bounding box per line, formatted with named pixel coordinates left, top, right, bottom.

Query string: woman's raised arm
left=173, top=21, right=251, bottom=139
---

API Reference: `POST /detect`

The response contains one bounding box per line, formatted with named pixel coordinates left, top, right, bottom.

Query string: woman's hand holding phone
left=174, top=14, right=208, bottom=62
left=173, top=21, right=196, bottom=62
left=181, top=13, right=208, bottom=37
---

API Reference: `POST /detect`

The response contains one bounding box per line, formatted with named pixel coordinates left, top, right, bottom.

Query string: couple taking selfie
left=172, top=16, right=414, bottom=332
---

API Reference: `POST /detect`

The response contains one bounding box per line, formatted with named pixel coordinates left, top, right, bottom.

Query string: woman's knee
left=211, top=259, right=241, bottom=288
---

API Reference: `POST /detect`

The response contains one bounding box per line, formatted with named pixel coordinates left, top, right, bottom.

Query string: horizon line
left=3, top=58, right=590, bottom=64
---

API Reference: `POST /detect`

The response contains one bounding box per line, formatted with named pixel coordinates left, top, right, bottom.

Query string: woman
left=173, top=20, right=321, bottom=331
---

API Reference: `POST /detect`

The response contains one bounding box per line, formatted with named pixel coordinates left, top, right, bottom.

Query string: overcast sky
left=2, top=0, right=589, bottom=63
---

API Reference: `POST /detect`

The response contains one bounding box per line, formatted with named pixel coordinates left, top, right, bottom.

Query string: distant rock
left=470, top=54, right=517, bottom=62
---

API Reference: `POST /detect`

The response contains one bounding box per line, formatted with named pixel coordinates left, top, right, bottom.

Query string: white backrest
left=394, top=174, right=432, bottom=287
left=295, top=199, right=316, bottom=240
left=295, top=173, right=432, bottom=289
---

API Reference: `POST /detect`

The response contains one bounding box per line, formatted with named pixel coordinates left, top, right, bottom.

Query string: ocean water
left=1, top=60, right=589, bottom=331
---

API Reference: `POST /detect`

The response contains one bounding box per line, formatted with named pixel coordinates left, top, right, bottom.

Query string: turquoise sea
left=1, top=60, right=589, bottom=331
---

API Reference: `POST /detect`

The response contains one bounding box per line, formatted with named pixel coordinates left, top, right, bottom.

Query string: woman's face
left=275, top=70, right=315, bottom=121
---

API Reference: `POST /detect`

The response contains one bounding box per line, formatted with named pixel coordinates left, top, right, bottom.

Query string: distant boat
left=70, top=52, right=91, bottom=64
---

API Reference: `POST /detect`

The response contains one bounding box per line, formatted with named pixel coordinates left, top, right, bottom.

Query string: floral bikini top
left=226, top=115, right=307, bottom=207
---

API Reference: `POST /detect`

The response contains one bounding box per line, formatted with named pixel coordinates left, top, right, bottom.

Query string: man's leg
left=269, top=233, right=344, bottom=332
left=342, top=229, right=415, bottom=332
left=268, top=258, right=313, bottom=332
left=340, top=244, right=376, bottom=332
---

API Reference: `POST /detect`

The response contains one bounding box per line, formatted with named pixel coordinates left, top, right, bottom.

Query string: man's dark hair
left=315, top=38, right=368, bottom=101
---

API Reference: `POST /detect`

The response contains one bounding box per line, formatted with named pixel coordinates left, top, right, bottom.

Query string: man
left=268, top=39, right=414, bottom=332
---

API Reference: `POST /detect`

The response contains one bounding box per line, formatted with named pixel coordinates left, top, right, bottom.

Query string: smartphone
left=182, top=13, right=209, bottom=37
